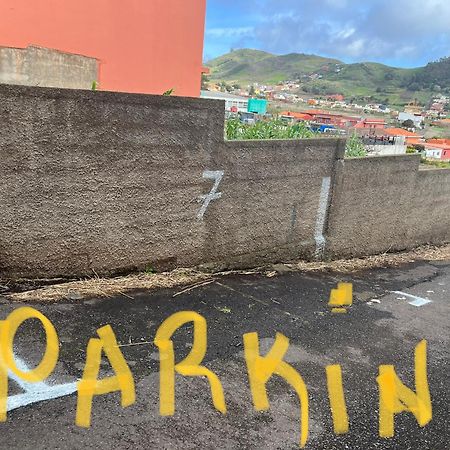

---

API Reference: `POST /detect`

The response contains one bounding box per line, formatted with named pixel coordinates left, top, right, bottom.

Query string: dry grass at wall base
left=1, top=244, right=449, bottom=303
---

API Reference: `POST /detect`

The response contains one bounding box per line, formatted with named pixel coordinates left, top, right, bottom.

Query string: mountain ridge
left=206, top=49, right=450, bottom=106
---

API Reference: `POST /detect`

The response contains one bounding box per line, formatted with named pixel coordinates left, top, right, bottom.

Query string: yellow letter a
left=154, top=311, right=226, bottom=416
left=377, top=340, right=432, bottom=438
left=76, top=325, right=135, bottom=427
left=243, top=332, right=309, bottom=448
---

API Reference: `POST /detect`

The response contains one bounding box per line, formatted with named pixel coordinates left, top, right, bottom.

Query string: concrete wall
left=0, top=84, right=449, bottom=279
left=0, top=0, right=207, bottom=97
left=0, top=46, right=98, bottom=90
left=327, top=156, right=450, bottom=257
left=365, top=144, right=407, bottom=156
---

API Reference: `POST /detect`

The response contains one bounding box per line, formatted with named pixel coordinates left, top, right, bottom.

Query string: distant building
left=425, top=139, right=450, bottom=160
left=248, top=98, right=268, bottom=115
left=354, top=118, right=386, bottom=130
left=398, top=112, right=424, bottom=129
left=280, top=111, right=314, bottom=122
left=430, top=103, right=445, bottom=112
left=383, top=128, right=422, bottom=146
left=364, top=136, right=407, bottom=156
left=0, top=0, right=207, bottom=96
left=201, top=90, right=249, bottom=113
left=404, top=102, right=423, bottom=115
left=303, top=110, right=360, bottom=128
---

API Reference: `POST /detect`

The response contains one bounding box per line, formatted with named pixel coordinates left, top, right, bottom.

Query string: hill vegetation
left=206, top=49, right=450, bottom=107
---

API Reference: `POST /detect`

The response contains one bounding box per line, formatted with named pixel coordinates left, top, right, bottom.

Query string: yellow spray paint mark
left=0, top=308, right=60, bottom=422
left=154, top=311, right=226, bottom=416
left=326, top=365, right=349, bottom=434
left=329, top=283, right=353, bottom=313
left=243, top=332, right=309, bottom=448
left=0, top=322, right=7, bottom=422
left=76, top=325, right=135, bottom=428
left=377, top=340, right=432, bottom=438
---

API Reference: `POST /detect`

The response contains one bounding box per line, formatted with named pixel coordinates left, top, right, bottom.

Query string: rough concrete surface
left=0, top=84, right=449, bottom=278
left=0, top=84, right=347, bottom=278
left=0, top=260, right=448, bottom=449
left=327, top=156, right=450, bottom=258
left=0, top=46, right=98, bottom=89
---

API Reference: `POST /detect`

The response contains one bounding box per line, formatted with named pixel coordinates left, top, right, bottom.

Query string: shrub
left=345, top=132, right=367, bottom=158
left=225, top=119, right=317, bottom=140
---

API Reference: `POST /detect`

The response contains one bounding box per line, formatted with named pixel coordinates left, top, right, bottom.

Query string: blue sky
left=204, top=0, right=450, bottom=68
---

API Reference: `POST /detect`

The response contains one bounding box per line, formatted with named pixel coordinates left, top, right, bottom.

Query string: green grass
left=421, top=159, right=450, bottom=169
left=225, top=119, right=318, bottom=140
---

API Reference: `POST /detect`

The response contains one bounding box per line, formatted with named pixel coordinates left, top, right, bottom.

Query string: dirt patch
left=2, top=244, right=449, bottom=303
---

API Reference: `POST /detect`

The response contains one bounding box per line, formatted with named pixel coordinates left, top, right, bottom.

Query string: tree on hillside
left=249, top=85, right=256, bottom=96
left=402, top=119, right=415, bottom=129
left=201, top=73, right=209, bottom=90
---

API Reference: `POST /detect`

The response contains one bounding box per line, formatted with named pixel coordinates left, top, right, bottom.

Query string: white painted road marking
left=314, top=177, right=331, bottom=259
left=197, top=170, right=224, bottom=220
left=391, top=291, right=433, bottom=307
left=6, top=356, right=77, bottom=412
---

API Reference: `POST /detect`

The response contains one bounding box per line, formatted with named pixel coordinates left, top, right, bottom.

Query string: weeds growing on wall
left=345, top=132, right=367, bottom=158
left=421, top=157, right=450, bottom=169
left=225, top=119, right=318, bottom=140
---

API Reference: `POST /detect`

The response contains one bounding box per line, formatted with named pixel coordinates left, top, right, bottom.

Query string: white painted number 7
left=197, top=170, right=224, bottom=220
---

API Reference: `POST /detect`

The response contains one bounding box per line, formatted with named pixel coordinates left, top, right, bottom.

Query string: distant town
left=202, top=76, right=450, bottom=163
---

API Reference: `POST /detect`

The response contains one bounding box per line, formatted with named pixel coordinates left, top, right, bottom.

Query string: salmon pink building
left=0, top=0, right=207, bottom=97
left=425, top=139, right=450, bottom=160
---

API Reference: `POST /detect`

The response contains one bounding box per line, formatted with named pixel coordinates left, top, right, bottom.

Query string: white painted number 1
left=197, top=170, right=224, bottom=219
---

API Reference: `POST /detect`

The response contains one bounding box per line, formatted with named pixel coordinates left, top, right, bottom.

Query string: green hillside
left=206, top=49, right=450, bottom=107
left=207, top=49, right=341, bottom=84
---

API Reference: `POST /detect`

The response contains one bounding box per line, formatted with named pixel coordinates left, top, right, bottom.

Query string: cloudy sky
left=204, top=0, right=450, bottom=67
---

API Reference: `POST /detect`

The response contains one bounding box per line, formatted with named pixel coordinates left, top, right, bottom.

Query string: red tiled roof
left=384, top=128, right=420, bottom=137
left=364, top=118, right=386, bottom=123
left=425, top=142, right=450, bottom=150
left=281, top=111, right=313, bottom=120
left=303, top=109, right=328, bottom=115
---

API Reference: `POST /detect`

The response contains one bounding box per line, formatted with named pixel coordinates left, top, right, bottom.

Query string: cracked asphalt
left=0, top=259, right=448, bottom=450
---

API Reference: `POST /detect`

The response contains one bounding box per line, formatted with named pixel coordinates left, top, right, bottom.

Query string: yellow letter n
left=243, top=332, right=309, bottom=448
left=154, top=311, right=226, bottom=416
left=76, top=325, right=135, bottom=427
left=377, top=340, right=432, bottom=438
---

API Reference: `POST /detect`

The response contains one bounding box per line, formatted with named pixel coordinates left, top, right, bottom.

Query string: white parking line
left=391, top=291, right=433, bottom=307
left=6, top=355, right=78, bottom=412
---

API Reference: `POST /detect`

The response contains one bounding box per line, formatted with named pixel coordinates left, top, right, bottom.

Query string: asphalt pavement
left=0, top=259, right=448, bottom=450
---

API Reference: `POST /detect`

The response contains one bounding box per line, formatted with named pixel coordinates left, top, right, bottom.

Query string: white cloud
left=251, top=0, right=450, bottom=65
left=206, top=27, right=253, bottom=38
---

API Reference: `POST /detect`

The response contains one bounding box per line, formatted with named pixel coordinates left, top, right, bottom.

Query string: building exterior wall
left=201, top=91, right=249, bottom=112
left=366, top=144, right=407, bottom=156
left=398, top=112, right=424, bottom=128
left=0, top=0, right=206, bottom=97
left=0, top=46, right=98, bottom=89
left=365, top=136, right=406, bottom=156
left=0, top=84, right=449, bottom=279
left=425, top=148, right=443, bottom=159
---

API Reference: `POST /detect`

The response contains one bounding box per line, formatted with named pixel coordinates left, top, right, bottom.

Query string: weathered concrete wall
left=0, top=84, right=448, bottom=278
left=327, top=156, right=450, bottom=257
left=0, top=46, right=98, bottom=90
left=0, top=84, right=344, bottom=277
